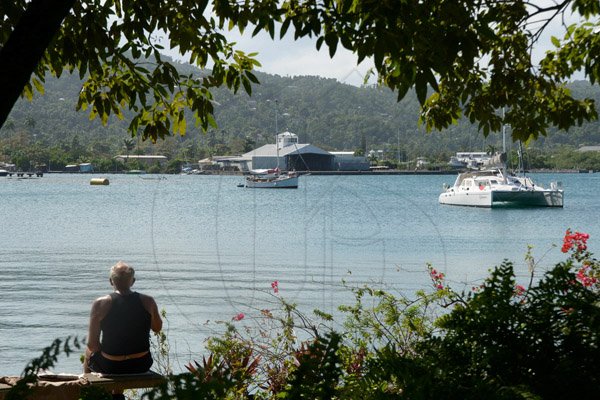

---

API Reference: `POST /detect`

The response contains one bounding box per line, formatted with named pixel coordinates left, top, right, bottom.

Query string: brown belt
left=101, top=350, right=149, bottom=361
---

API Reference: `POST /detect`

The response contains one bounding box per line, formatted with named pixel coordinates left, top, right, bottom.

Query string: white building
left=241, top=132, right=334, bottom=171
left=449, top=152, right=492, bottom=169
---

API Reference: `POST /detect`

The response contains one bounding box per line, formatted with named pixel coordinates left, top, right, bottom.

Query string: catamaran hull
left=492, top=190, right=563, bottom=207
left=439, top=191, right=493, bottom=207
left=439, top=189, right=563, bottom=207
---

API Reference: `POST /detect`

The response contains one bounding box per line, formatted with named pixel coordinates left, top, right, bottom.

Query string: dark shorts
left=88, top=352, right=153, bottom=375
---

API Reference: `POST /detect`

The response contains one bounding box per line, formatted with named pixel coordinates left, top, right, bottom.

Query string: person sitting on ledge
left=84, top=261, right=162, bottom=399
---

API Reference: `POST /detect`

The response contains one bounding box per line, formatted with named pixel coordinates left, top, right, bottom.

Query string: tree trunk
left=0, top=0, right=76, bottom=129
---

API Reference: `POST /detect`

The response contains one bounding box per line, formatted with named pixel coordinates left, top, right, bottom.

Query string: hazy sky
left=166, top=5, right=585, bottom=87
left=222, top=30, right=375, bottom=86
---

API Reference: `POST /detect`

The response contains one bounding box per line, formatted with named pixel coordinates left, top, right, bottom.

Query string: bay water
left=1, top=172, right=598, bottom=375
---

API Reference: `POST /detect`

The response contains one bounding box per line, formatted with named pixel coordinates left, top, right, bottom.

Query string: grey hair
left=110, top=261, right=135, bottom=286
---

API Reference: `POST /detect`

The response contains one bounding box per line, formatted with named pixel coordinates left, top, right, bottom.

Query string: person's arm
left=84, top=296, right=111, bottom=372
left=141, top=294, right=163, bottom=333
left=149, top=296, right=163, bottom=333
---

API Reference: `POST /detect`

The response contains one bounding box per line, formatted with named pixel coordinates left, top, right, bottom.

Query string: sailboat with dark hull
left=244, top=167, right=299, bottom=189
left=243, top=103, right=300, bottom=189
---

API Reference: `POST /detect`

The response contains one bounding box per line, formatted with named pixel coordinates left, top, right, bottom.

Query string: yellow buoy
left=90, top=178, right=109, bottom=185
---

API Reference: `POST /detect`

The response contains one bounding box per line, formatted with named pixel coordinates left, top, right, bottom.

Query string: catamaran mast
left=502, top=116, right=508, bottom=183
left=275, top=100, right=279, bottom=171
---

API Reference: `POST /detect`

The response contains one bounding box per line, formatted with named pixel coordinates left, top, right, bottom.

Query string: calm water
left=1, top=172, right=598, bottom=375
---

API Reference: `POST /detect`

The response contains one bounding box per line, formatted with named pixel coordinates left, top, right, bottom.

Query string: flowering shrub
left=154, top=231, right=600, bottom=398
left=560, top=229, right=599, bottom=291
left=576, top=263, right=598, bottom=287
left=513, top=284, right=526, bottom=296
left=428, top=266, right=446, bottom=291
left=270, top=280, right=279, bottom=294
left=561, top=229, right=590, bottom=253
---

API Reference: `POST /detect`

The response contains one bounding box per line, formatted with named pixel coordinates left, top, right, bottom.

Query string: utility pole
left=397, top=127, right=400, bottom=166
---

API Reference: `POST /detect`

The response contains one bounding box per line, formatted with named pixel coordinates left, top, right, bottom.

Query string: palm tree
left=123, top=138, right=135, bottom=164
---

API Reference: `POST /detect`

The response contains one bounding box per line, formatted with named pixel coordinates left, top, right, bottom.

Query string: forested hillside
left=1, top=58, right=600, bottom=172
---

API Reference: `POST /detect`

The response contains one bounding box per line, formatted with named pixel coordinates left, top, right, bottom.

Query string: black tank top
left=100, top=292, right=151, bottom=355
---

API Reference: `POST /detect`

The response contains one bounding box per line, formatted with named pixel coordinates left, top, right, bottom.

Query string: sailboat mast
left=275, top=100, right=279, bottom=170
left=501, top=121, right=508, bottom=182
left=518, top=140, right=525, bottom=177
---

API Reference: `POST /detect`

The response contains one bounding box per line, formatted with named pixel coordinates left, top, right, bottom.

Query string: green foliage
left=151, top=309, right=173, bottom=376
left=6, top=336, right=83, bottom=400
left=405, top=258, right=600, bottom=399
left=195, top=233, right=600, bottom=399
left=338, top=282, right=445, bottom=354
left=279, top=333, right=343, bottom=400
left=3, top=69, right=600, bottom=171
left=2, top=0, right=600, bottom=143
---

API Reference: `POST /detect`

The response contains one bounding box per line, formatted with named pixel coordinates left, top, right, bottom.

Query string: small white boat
left=0, top=169, right=8, bottom=177
left=241, top=103, right=301, bottom=189
left=244, top=168, right=298, bottom=189
left=439, top=168, right=563, bottom=207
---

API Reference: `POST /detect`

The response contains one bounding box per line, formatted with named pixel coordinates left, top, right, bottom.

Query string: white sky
left=221, top=30, right=375, bottom=86
left=165, top=4, right=587, bottom=86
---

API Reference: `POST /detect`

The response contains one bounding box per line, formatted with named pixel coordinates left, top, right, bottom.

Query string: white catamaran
left=438, top=167, right=564, bottom=207
left=439, top=126, right=564, bottom=208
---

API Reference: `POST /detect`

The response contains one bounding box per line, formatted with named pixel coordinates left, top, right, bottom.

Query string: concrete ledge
left=0, top=371, right=165, bottom=400
left=84, top=371, right=165, bottom=393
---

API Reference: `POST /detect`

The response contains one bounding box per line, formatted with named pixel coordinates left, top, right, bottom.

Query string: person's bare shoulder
left=93, top=294, right=112, bottom=305
left=138, top=293, right=157, bottom=308
left=91, top=294, right=112, bottom=315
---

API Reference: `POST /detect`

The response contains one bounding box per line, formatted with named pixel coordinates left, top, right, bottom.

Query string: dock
left=3, top=172, right=44, bottom=178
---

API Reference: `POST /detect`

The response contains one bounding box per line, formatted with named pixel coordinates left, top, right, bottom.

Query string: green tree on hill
left=1, top=0, right=598, bottom=144
left=123, top=138, right=135, bottom=163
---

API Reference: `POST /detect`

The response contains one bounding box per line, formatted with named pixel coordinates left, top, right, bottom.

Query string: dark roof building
left=242, top=132, right=334, bottom=171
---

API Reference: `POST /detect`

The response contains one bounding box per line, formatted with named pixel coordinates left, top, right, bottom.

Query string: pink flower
left=428, top=266, right=446, bottom=290
left=271, top=280, right=279, bottom=294
left=232, top=313, right=245, bottom=321
left=576, top=266, right=598, bottom=288
left=514, top=284, right=526, bottom=296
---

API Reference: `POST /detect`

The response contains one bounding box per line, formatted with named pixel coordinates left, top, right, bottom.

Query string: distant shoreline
left=28, top=168, right=596, bottom=176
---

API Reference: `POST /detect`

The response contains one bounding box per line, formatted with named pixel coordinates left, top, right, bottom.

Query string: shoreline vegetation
left=2, top=75, right=600, bottom=176
left=4, top=230, right=600, bottom=399
left=6, top=168, right=596, bottom=176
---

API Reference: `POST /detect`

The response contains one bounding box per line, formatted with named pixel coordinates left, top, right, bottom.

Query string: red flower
left=232, top=313, right=245, bottom=321
left=271, top=280, right=279, bottom=294
left=562, top=229, right=590, bottom=253
left=576, top=266, right=598, bottom=288
left=514, top=284, right=526, bottom=296
left=429, top=267, right=446, bottom=290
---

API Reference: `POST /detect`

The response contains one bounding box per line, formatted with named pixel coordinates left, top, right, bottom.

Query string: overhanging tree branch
left=0, top=0, right=76, bottom=128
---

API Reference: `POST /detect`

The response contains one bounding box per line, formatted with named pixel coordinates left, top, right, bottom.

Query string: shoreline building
left=202, top=132, right=371, bottom=172
left=330, top=151, right=370, bottom=171
left=241, top=132, right=334, bottom=171
left=114, top=155, right=168, bottom=166
left=448, top=152, right=492, bottom=169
